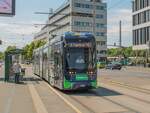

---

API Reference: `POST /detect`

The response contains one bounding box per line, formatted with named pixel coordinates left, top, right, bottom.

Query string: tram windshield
left=66, top=48, right=93, bottom=71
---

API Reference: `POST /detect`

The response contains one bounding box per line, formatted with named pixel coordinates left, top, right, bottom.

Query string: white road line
left=28, top=84, right=48, bottom=113
left=45, top=82, right=83, bottom=113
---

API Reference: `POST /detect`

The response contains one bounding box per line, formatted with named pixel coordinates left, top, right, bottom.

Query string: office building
left=34, top=0, right=107, bottom=60
left=132, top=0, right=150, bottom=50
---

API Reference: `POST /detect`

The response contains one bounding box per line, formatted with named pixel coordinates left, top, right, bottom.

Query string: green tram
left=33, top=32, right=97, bottom=90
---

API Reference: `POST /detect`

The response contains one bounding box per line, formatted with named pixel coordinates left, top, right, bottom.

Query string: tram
left=33, top=32, right=97, bottom=90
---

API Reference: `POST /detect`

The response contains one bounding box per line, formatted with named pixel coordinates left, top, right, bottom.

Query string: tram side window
left=35, top=55, right=39, bottom=64
left=50, top=46, right=54, bottom=62
left=54, top=52, right=62, bottom=68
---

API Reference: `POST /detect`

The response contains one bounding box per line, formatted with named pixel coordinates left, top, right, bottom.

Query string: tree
left=107, top=47, right=134, bottom=58
left=5, top=46, right=16, bottom=52
left=23, top=40, right=46, bottom=60
left=0, top=52, right=4, bottom=60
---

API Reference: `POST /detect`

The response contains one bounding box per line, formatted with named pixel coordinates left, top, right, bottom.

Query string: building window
left=75, top=3, right=81, bottom=7
left=74, top=3, right=106, bottom=11
left=96, top=6, right=105, bottom=10
left=96, top=14, right=104, bottom=19
left=133, top=9, right=150, bottom=26
left=96, top=23, right=106, bottom=28
left=74, top=21, right=90, bottom=27
left=133, top=27, right=150, bottom=46
left=133, top=0, right=150, bottom=11
left=96, top=32, right=106, bottom=36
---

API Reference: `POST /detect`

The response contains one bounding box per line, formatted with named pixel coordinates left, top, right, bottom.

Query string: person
left=12, top=61, right=21, bottom=84
left=76, top=56, right=85, bottom=64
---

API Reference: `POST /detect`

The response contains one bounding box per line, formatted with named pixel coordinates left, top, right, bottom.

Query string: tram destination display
left=66, top=42, right=92, bottom=48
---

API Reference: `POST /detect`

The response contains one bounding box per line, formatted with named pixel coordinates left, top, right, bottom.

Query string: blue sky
left=0, top=0, right=132, bottom=51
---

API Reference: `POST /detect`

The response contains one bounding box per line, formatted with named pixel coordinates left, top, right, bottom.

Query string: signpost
left=0, top=0, right=15, bottom=16
left=0, top=40, right=2, bottom=45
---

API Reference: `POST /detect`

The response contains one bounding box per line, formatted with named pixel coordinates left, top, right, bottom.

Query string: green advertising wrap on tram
left=33, top=32, right=97, bottom=90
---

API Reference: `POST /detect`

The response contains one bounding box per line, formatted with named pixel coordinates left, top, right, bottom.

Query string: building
left=34, top=26, right=48, bottom=41
left=34, top=0, right=107, bottom=60
left=132, top=0, right=150, bottom=50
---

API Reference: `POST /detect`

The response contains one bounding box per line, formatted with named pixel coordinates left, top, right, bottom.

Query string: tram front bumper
left=64, top=79, right=97, bottom=90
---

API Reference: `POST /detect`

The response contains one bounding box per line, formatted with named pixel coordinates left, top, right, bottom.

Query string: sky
left=0, top=0, right=132, bottom=51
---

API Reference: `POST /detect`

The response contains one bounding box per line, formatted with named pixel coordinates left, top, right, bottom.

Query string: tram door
left=43, top=47, right=48, bottom=81
left=53, top=44, right=63, bottom=89
left=39, top=49, right=43, bottom=78
left=49, top=45, right=55, bottom=86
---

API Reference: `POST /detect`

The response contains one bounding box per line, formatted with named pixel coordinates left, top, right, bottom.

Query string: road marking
left=45, top=83, right=83, bottom=113
left=28, top=84, right=48, bottom=113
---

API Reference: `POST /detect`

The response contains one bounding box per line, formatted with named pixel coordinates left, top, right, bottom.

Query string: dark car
left=106, top=62, right=122, bottom=70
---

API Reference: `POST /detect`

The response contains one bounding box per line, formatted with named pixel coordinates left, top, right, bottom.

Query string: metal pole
left=93, top=0, right=96, bottom=37
left=148, top=40, right=150, bottom=63
left=119, top=20, right=122, bottom=48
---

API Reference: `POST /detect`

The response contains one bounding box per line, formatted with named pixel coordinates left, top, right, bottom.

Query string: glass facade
left=133, top=0, right=150, bottom=12
left=133, top=27, right=150, bottom=45
left=132, top=0, right=150, bottom=47
left=74, top=3, right=106, bottom=10
left=96, top=32, right=106, bottom=36
left=133, top=9, right=150, bottom=26
left=74, top=21, right=106, bottom=28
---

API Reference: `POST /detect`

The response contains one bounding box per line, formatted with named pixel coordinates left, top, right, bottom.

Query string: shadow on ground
left=64, top=86, right=122, bottom=97
left=0, top=77, right=42, bottom=85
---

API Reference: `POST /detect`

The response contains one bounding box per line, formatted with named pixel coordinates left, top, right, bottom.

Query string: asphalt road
left=0, top=66, right=150, bottom=113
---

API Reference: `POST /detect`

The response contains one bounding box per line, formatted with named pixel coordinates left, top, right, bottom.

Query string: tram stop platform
left=0, top=66, right=37, bottom=113
left=0, top=66, right=76, bottom=113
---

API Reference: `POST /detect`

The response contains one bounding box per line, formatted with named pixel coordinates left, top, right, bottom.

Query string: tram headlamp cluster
left=87, top=71, right=95, bottom=75
left=69, top=71, right=76, bottom=75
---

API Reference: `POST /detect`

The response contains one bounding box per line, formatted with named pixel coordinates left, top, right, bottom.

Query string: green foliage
left=0, top=52, right=4, bottom=60
left=107, top=47, right=134, bottom=58
left=23, top=40, right=46, bottom=60
left=5, top=46, right=16, bottom=52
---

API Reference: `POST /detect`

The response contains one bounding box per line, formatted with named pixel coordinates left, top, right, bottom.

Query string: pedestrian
left=12, top=61, right=21, bottom=84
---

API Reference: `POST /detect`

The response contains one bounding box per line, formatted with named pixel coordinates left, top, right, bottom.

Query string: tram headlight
left=87, top=70, right=95, bottom=75
left=69, top=71, right=76, bottom=75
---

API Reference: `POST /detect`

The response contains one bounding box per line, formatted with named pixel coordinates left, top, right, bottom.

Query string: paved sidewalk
left=0, top=66, right=75, bottom=113
left=0, top=82, right=37, bottom=113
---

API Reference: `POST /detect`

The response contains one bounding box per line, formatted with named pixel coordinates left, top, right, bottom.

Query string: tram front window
left=66, top=48, right=90, bottom=71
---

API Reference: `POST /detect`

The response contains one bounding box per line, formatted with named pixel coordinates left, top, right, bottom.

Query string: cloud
left=0, top=21, right=43, bottom=35
left=0, top=20, right=44, bottom=51
left=107, top=8, right=132, bottom=46
left=108, top=8, right=132, bottom=25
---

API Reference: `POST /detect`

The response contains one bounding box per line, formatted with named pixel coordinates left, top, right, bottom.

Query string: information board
left=0, top=0, right=15, bottom=16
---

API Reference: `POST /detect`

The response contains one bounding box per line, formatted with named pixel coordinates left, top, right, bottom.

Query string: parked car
left=106, top=62, right=122, bottom=70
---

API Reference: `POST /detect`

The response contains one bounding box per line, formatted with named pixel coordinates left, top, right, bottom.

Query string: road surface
left=0, top=66, right=150, bottom=113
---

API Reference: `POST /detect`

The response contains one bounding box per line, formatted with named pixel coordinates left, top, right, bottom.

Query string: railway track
left=67, top=80, right=150, bottom=113
left=100, top=80, right=150, bottom=104
left=68, top=95, right=96, bottom=113
left=102, top=79, right=150, bottom=95
left=68, top=89, right=140, bottom=113
left=33, top=76, right=148, bottom=113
